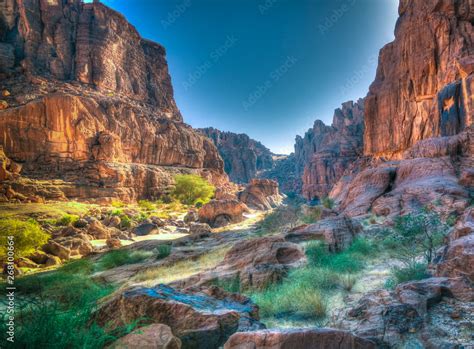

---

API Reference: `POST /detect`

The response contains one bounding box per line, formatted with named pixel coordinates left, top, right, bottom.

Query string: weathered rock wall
left=364, top=0, right=474, bottom=157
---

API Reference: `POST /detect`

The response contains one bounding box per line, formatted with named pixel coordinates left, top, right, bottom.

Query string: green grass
left=0, top=202, right=91, bottom=220
left=96, top=250, right=153, bottom=271
left=55, top=214, right=79, bottom=226
left=0, top=258, right=133, bottom=348
left=155, top=244, right=172, bottom=260
left=248, top=238, right=376, bottom=321
left=211, top=275, right=241, bottom=293
left=385, top=262, right=430, bottom=289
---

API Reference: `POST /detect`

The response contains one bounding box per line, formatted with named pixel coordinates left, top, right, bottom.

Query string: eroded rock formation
left=199, top=128, right=274, bottom=183
left=295, top=99, right=364, bottom=200
left=0, top=0, right=227, bottom=202
left=238, top=179, right=283, bottom=210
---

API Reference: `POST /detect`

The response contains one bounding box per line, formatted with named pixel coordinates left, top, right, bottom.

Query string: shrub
left=138, top=200, right=155, bottom=211
left=96, top=250, right=153, bottom=271
left=0, top=219, right=50, bottom=259
left=300, top=206, right=322, bottom=224
left=392, top=211, right=447, bottom=263
left=56, top=214, right=79, bottom=226
left=155, top=244, right=172, bottom=260
left=119, top=215, right=132, bottom=229
left=321, top=197, right=335, bottom=209
left=172, top=174, right=215, bottom=205
left=385, top=262, right=430, bottom=289
left=110, top=199, right=126, bottom=208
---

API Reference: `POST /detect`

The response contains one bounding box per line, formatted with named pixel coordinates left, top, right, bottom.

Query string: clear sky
left=98, top=0, right=399, bottom=154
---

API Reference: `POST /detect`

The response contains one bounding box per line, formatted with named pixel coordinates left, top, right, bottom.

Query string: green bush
left=56, top=214, right=79, bottom=226
left=171, top=174, right=215, bottom=205
left=385, top=262, right=430, bottom=289
left=300, top=206, right=322, bottom=224
left=138, top=200, right=155, bottom=211
left=0, top=219, right=50, bottom=259
left=321, top=197, right=335, bottom=209
left=211, top=276, right=241, bottom=293
left=155, top=244, right=172, bottom=260
left=96, top=250, right=153, bottom=271
left=392, top=211, right=447, bottom=263
left=119, top=215, right=132, bottom=229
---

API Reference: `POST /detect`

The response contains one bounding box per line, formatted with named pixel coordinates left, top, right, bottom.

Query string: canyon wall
left=331, top=0, right=474, bottom=217
left=364, top=0, right=474, bottom=158
left=0, top=0, right=226, bottom=202
left=198, top=128, right=274, bottom=184
left=295, top=100, right=364, bottom=200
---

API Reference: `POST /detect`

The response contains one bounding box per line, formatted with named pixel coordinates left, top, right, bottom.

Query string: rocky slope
left=295, top=100, right=365, bottom=200
left=0, top=0, right=227, bottom=202
left=198, top=128, right=274, bottom=183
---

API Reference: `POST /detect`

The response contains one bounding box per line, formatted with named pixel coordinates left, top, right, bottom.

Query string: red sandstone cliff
left=297, top=99, right=364, bottom=200
left=364, top=0, right=473, bottom=158
left=198, top=128, right=274, bottom=184
left=0, top=0, right=227, bottom=202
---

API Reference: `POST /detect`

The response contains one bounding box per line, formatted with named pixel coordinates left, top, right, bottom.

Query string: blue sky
left=97, top=0, right=399, bottom=154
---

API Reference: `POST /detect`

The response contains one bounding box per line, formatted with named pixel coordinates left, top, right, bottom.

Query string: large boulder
left=238, top=179, right=283, bottom=210
left=224, top=328, right=376, bottom=349
left=435, top=233, right=474, bottom=281
left=109, top=324, right=181, bottom=349
left=198, top=199, right=249, bottom=228
left=171, top=236, right=305, bottom=292
left=95, top=284, right=264, bottom=349
left=285, top=215, right=362, bottom=252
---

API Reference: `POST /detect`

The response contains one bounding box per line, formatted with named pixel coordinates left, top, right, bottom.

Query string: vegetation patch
left=0, top=218, right=50, bottom=259
left=171, top=174, right=215, bottom=206
left=96, top=250, right=154, bottom=271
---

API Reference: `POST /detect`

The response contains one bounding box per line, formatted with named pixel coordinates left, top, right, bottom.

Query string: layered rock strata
left=0, top=0, right=227, bottom=202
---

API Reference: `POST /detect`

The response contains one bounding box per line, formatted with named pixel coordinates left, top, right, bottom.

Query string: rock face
left=344, top=277, right=473, bottom=347
left=238, top=179, right=283, bottom=210
left=95, top=284, right=264, bottom=349
left=0, top=0, right=227, bottom=202
left=364, top=0, right=474, bottom=157
left=295, top=100, right=364, bottom=200
left=258, top=154, right=299, bottom=194
left=199, top=128, right=274, bottom=184
left=224, top=328, right=376, bottom=349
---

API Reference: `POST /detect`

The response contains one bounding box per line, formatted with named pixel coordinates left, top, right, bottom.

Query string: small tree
left=172, top=174, right=215, bottom=206
left=0, top=219, right=50, bottom=260
left=392, top=210, right=447, bottom=263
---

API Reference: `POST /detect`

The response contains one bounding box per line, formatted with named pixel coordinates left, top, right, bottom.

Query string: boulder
left=286, top=215, right=362, bottom=252
left=109, top=324, right=181, bottom=349
left=435, top=233, right=474, bottom=281
left=95, top=284, right=264, bottom=349
left=42, top=241, right=71, bottom=260
left=198, top=200, right=249, bottom=228
left=133, top=223, right=158, bottom=236
left=238, top=179, right=283, bottom=210
left=106, top=238, right=122, bottom=249
left=88, top=220, right=111, bottom=239
left=184, top=210, right=199, bottom=224
left=224, top=328, right=376, bottom=349
left=189, top=223, right=212, bottom=238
